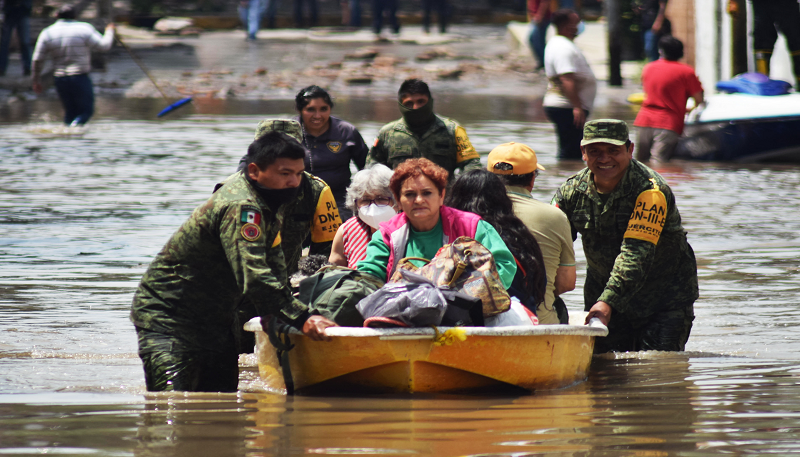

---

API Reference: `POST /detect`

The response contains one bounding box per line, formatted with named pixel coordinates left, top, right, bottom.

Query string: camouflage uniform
left=368, top=115, right=481, bottom=177
left=229, top=119, right=342, bottom=354
left=234, top=119, right=342, bottom=275
left=552, top=121, right=698, bottom=353
left=131, top=171, right=309, bottom=391
left=224, top=170, right=341, bottom=276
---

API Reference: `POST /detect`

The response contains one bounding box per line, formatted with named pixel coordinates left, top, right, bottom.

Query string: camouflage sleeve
left=597, top=239, right=657, bottom=313
left=598, top=188, right=669, bottom=312
left=551, top=186, right=578, bottom=241
left=367, top=132, right=388, bottom=166
left=456, top=157, right=483, bottom=172
left=220, top=203, right=308, bottom=325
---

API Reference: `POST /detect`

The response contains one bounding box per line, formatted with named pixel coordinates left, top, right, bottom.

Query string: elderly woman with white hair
left=329, top=164, right=397, bottom=268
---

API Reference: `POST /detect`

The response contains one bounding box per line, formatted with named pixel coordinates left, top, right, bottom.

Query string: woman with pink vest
left=356, top=158, right=517, bottom=287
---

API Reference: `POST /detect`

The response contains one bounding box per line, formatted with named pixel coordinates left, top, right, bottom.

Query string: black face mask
left=399, top=98, right=435, bottom=134
left=246, top=174, right=301, bottom=211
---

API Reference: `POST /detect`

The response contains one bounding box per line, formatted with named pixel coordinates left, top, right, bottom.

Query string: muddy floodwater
left=3, top=96, right=800, bottom=455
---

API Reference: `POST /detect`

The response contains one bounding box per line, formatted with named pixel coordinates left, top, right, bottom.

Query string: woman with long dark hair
left=446, top=169, right=547, bottom=312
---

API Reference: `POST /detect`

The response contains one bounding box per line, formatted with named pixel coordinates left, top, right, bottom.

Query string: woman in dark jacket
left=296, top=85, right=369, bottom=221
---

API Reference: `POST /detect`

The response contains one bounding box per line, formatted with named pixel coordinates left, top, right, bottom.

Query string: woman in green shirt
left=356, top=158, right=517, bottom=288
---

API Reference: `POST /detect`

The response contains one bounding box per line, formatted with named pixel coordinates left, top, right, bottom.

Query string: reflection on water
left=3, top=99, right=800, bottom=454
left=2, top=355, right=800, bottom=455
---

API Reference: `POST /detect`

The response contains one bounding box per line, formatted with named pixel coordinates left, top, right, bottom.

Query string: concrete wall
left=665, top=0, right=696, bottom=67
left=689, top=0, right=795, bottom=93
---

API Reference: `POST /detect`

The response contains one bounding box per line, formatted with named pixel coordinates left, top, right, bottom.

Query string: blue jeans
left=0, top=11, right=32, bottom=75
left=644, top=29, right=660, bottom=61
left=238, top=0, right=266, bottom=38
left=372, top=0, right=399, bottom=34
left=349, top=0, right=362, bottom=26
left=54, top=74, right=94, bottom=126
left=528, top=19, right=550, bottom=69
left=544, top=106, right=588, bottom=160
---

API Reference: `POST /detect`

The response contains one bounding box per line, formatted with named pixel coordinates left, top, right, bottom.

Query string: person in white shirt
left=31, top=5, right=115, bottom=126
left=543, top=9, right=597, bottom=160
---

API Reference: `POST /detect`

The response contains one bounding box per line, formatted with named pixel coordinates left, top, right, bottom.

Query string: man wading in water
left=130, top=131, right=336, bottom=392
left=552, top=119, right=698, bottom=353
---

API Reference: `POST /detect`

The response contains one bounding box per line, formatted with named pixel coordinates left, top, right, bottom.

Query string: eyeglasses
left=357, top=197, right=393, bottom=208
left=533, top=170, right=540, bottom=178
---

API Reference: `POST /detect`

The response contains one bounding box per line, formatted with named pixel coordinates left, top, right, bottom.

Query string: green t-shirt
left=356, top=218, right=516, bottom=288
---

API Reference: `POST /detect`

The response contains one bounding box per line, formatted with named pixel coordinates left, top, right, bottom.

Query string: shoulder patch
left=240, top=207, right=261, bottom=225
left=271, top=231, right=282, bottom=247
left=624, top=189, right=667, bottom=245
left=454, top=126, right=479, bottom=163
left=241, top=223, right=262, bottom=242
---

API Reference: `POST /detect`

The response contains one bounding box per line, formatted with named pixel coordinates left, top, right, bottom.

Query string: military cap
left=487, top=142, right=545, bottom=175
left=254, top=119, right=303, bottom=143
left=581, top=119, right=630, bottom=146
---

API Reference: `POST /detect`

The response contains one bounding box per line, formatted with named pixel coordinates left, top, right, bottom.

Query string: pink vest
left=378, top=206, right=482, bottom=278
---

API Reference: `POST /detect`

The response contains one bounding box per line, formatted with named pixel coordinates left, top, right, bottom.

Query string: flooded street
left=3, top=96, right=800, bottom=455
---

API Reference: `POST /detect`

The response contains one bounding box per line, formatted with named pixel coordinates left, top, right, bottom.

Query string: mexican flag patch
left=241, top=208, right=261, bottom=225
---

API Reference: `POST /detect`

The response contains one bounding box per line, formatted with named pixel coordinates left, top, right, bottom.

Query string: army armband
left=454, top=126, right=480, bottom=163
left=311, top=186, right=341, bottom=243
left=624, top=189, right=667, bottom=245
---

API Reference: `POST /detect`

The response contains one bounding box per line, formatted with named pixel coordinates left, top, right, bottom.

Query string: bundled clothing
left=356, top=206, right=517, bottom=289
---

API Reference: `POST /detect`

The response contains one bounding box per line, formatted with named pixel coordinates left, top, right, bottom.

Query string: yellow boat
left=244, top=316, right=608, bottom=394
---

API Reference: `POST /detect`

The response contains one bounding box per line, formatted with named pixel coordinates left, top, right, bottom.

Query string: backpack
left=298, top=266, right=384, bottom=327
left=389, top=236, right=511, bottom=317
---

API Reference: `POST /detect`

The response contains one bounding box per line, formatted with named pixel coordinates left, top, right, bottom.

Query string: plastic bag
left=484, top=298, right=539, bottom=327
left=356, top=269, right=448, bottom=327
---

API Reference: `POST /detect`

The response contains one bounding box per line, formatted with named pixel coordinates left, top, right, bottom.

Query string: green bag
left=297, top=266, right=384, bottom=327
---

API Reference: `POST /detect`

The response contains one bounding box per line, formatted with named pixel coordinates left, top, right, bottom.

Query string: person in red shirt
left=634, top=36, right=703, bottom=163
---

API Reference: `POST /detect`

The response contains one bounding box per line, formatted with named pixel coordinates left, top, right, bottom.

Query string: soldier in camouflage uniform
left=368, top=78, right=481, bottom=178
left=552, top=119, right=698, bottom=353
left=131, top=131, right=337, bottom=392
left=233, top=119, right=342, bottom=275
left=228, top=119, right=342, bottom=354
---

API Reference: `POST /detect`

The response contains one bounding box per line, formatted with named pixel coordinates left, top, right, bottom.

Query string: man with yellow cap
left=552, top=119, right=698, bottom=353
left=488, top=142, right=576, bottom=325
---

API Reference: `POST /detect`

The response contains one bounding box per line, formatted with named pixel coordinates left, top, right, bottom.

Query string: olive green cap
left=254, top=119, right=303, bottom=143
left=580, top=119, right=629, bottom=146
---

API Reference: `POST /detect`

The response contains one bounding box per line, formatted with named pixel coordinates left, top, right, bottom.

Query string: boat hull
left=674, top=93, right=800, bottom=162
left=245, top=320, right=607, bottom=394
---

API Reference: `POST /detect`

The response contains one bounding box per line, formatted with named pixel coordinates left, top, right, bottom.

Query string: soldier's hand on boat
left=585, top=301, right=612, bottom=326
left=302, top=315, right=338, bottom=341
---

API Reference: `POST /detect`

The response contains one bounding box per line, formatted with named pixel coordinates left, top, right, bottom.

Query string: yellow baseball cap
left=487, top=142, right=545, bottom=175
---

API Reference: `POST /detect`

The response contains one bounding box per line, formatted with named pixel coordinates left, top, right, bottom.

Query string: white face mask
left=358, top=203, right=397, bottom=229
